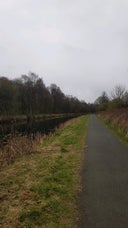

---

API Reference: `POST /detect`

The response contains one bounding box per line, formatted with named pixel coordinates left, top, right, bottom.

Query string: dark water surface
left=0, top=116, right=73, bottom=144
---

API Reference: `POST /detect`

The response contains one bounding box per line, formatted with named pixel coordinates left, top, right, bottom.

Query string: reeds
left=99, top=108, right=128, bottom=140
left=0, top=117, right=78, bottom=169
left=0, top=133, right=46, bottom=169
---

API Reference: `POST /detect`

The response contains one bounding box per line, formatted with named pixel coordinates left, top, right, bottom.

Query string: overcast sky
left=0, top=0, right=128, bottom=102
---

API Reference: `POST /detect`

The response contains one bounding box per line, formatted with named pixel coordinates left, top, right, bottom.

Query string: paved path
left=78, top=114, right=128, bottom=228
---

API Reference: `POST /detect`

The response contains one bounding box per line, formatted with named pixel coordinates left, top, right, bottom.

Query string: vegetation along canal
left=0, top=114, right=80, bottom=142
left=0, top=114, right=82, bottom=167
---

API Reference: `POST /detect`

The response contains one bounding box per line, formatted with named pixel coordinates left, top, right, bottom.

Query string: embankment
left=0, top=115, right=89, bottom=227
left=98, top=108, right=128, bottom=142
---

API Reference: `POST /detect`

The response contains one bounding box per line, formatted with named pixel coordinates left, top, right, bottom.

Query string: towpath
left=78, top=114, right=128, bottom=227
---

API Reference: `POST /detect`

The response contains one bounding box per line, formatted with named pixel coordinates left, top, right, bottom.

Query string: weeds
left=0, top=115, right=89, bottom=227
left=98, top=108, right=128, bottom=143
left=0, top=133, right=45, bottom=169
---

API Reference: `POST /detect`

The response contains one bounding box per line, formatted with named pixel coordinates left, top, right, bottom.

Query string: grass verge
left=0, top=115, right=89, bottom=228
left=98, top=115, right=128, bottom=144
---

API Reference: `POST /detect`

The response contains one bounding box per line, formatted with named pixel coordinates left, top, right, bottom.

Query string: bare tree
left=111, top=85, right=126, bottom=99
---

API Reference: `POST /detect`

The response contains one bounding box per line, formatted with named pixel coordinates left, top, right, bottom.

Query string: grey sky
left=0, top=0, right=128, bottom=102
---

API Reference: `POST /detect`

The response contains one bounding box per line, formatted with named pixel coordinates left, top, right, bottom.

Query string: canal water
left=0, top=116, right=75, bottom=144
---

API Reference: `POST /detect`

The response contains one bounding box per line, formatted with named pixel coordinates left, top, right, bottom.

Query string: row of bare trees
left=0, top=72, right=91, bottom=116
left=95, top=85, right=128, bottom=111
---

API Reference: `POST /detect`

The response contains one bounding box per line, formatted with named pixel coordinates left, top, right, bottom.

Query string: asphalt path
left=78, top=114, right=128, bottom=228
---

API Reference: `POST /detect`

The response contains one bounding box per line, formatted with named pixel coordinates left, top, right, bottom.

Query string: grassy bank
left=98, top=109, right=128, bottom=144
left=0, top=115, right=89, bottom=228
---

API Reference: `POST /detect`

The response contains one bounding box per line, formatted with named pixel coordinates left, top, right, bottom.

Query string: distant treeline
left=0, top=72, right=94, bottom=116
left=95, top=85, right=128, bottom=111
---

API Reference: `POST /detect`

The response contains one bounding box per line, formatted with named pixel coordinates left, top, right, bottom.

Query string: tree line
left=95, top=85, right=128, bottom=111
left=0, top=72, right=93, bottom=116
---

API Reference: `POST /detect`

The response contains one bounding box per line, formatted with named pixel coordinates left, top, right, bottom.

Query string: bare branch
left=111, top=85, right=126, bottom=99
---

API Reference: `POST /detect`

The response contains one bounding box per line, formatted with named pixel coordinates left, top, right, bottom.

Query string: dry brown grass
left=0, top=133, right=45, bottom=169
left=98, top=108, right=128, bottom=141
left=0, top=117, right=81, bottom=169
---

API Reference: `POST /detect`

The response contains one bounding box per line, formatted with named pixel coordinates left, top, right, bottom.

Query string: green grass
left=0, top=115, right=89, bottom=227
